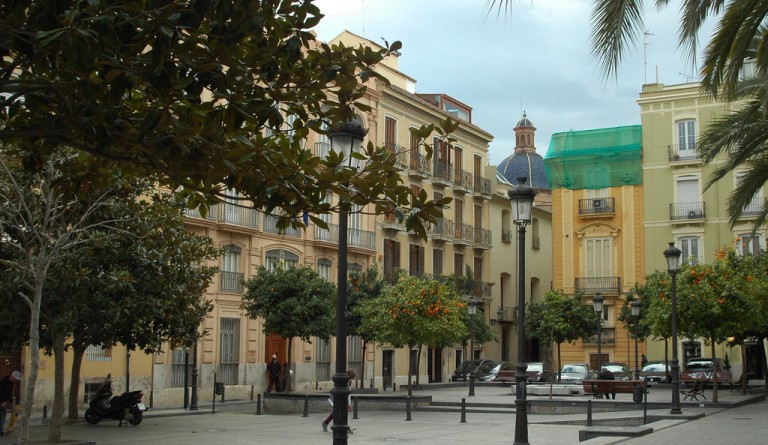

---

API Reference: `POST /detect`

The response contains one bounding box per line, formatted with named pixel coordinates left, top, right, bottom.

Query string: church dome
left=516, top=115, right=535, bottom=129
left=498, top=151, right=550, bottom=191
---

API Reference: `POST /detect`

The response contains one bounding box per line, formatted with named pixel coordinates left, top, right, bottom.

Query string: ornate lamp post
left=592, top=293, right=604, bottom=372
left=329, top=119, right=368, bottom=444
left=508, top=176, right=536, bottom=445
left=663, top=241, right=683, bottom=415
left=467, top=298, right=477, bottom=397
left=190, top=335, right=199, bottom=410
left=632, top=299, right=642, bottom=380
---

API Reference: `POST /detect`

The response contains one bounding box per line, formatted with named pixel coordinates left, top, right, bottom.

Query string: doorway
left=382, top=350, right=393, bottom=390
left=427, top=348, right=443, bottom=383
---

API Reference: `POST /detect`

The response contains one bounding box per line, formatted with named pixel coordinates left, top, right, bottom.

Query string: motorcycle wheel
left=128, top=410, right=142, bottom=426
left=84, top=408, right=101, bottom=424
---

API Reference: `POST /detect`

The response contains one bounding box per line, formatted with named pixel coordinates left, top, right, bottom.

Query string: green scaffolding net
left=543, top=125, right=642, bottom=190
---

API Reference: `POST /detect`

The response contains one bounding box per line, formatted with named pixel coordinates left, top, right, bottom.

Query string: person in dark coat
left=266, top=355, right=282, bottom=393
left=597, top=367, right=616, bottom=399
left=0, top=371, right=20, bottom=436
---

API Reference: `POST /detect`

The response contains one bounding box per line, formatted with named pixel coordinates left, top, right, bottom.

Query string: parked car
left=602, top=362, right=631, bottom=380
left=641, top=361, right=670, bottom=384
left=478, top=361, right=511, bottom=382
left=495, top=362, right=552, bottom=383
left=681, top=357, right=729, bottom=384
left=451, top=359, right=482, bottom=382
left=559, top=363, right=591, bottom=383
left=469, top=360, right=499, bottom=381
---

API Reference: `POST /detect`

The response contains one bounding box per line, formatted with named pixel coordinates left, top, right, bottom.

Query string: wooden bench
left=681, top=380, right=706, bottom=401
left=582, top=379, right=646, bottom=399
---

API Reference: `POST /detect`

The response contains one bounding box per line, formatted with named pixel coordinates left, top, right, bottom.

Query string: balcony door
left=585, top=237, right=611, bottom=290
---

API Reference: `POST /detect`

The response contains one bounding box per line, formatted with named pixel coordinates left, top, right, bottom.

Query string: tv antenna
left=643, top=30, right=654, bottom=84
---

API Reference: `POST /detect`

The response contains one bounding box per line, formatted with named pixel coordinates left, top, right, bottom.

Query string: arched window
left=265, top=249, right=299, bottom=271
left=317, top=258, right=332, bottom=280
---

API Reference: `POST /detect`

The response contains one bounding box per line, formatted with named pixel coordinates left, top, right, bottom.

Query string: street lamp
left=507, top=176, right=536, bottom=445
left=663, top=241, right=683, bottom=415
left=329, top=119, right=368, bottom=444
left=593, top=293, right=604, bottom=373
left=632, top=299, right=642, bottom=380
left=467, top=298, right=477, bottom=397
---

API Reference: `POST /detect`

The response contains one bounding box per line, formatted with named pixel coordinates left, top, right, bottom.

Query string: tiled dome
left=498, top=151, right=550, bottom=191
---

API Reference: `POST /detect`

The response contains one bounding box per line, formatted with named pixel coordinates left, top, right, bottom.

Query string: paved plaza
left=12, top=383, right=768, bottom=444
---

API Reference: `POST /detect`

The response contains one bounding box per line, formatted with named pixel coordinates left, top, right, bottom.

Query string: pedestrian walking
left=321, top=369, right=355, bottom=432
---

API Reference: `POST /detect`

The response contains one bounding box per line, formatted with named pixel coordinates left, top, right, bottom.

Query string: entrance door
left=265, top=334, right=287, bottom=366
left=382, top=350, right=393, bottom=390
left=427, top=348, right=443, bottom=383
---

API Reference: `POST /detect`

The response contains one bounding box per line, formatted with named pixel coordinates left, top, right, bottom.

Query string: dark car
left=602, top=362, right=630, bottom=380
left=641, top=361, right=670, bottom=384
left=469, top=360, right=500, bottom=381
left=452, top=359, right=498, bottom=382
left=495, top=362, right=551, bottom=383
left=681, top=357, right=729, bottom=384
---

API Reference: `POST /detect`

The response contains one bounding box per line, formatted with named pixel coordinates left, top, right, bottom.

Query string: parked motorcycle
left=84, top=375, right=146, bottom=426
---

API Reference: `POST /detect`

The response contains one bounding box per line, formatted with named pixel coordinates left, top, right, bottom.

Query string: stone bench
left=579, top=425, right=653, bottom=441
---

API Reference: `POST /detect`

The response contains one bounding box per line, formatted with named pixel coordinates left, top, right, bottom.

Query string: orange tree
left=634, top=271, right=674, bottom=382
left=355, top=275, right=467, bottom=396
left=676, top=244, right=760, bottom=401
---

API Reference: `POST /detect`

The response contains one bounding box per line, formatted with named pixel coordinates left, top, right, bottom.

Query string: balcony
left=670, top=201, right=706, bottom=222
left=497, top=305, right=518, bottom=324
left=184, top=205, right=217, bottom=221
left=452, top=169, right=474, bottom=193
left=432, top=160, right=453, bottom=186
left=453, top=223, right=474, bottom=246
left=473, top=227, right=492, bottom=249
left=429, top=217, right=454, bottom=242
left=578, top=197, right=615, bottom=217
left=585, top=327, right=616, bottom=345
left=384, top=268, right=403, bottom=285
left=740, top=197, right=767, bottom=218
left=501, top=229, right=512, bottom=243
left=220, top=271, right=244, bottom=293
left=668, top=144, right=701, bottom=166
left=408, top=153, right=431, bottom=179
left=452, top=276, right=493, bottom=300
left=473, top=176, right=492, bottom=198
left=380, top=211, right=406, bottom=233
left=314, top=224, right=375, bottom=250
left=218, top=203, right=260, bottom=228
left=263, top=214, right=302, bottom=237
left=385, top=143, right=408, bottom=170
left=574, top=276, right=621, bottom=294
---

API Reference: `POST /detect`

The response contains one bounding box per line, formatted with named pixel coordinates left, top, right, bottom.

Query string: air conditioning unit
left=593, top=199, right=603, bottom=209
left=688, top=210, right=701, bottom=219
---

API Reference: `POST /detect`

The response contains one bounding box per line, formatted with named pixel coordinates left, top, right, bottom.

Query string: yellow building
left=543, top=125, right=646, bottom=373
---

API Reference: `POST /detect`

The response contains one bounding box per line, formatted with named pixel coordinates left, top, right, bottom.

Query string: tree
left=355, top=275, right=467, bottom=396
left=346, top=265, right=385, bottom=387
left=617, top=286, right=653, bottom=372
left=676, top=245, right=760, bottom=402
left=0, top=154, right=124, bottom=445
left=526, top=290, right=595, bottom=383
left=0, top=0, right=452, bottom=238
left=635, top=271, right=675, bottom=382
left=242, top=265, right=336, bottom=392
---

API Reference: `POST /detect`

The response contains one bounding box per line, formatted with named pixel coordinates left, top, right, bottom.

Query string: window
left=348, top=336, right=363, bottom=378
left=585, top=238, right=611, bottom=278
left=385, top=116, right=396, bottom=151
left=85, top=345, right=112, bottom=362
left=348, top=263, right=363, bottom=275
left=383, top=239, right=400, bottom=283
left=317, top=258, right=332, bottom=280
left=171, top=348, right=191, bottom=387
left=679, top=236, right=701, bottom=265
left=676, top=176, right=702, bottom=218
left=683, top=341, right=702, bottom=364
left=736, top=172, right=763, bottom=215
left=454, top=252, right=464, bottom=276
left=676, top=119, right=696, bottom=156
left=221, top=245, right=244, bottom=293
left=409, top=244, right=425, bottom=276
left=316, top=339, right=331, bottom=381
left=219, top=318, right=240, bottom=384
left=409, top=348, right=419, bottom=375
left=433, top=249, right=444, bottom=276
left=265, top=249, right=299, bottom=271
left=349, top=203, right=362, bottom=246
left=738, top=234, right=762, bottom=256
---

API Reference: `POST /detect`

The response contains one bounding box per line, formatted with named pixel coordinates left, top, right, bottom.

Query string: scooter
left=84, top=376, right=146, bottom=426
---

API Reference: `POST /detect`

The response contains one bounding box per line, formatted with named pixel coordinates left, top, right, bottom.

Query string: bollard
left=393, top=382, right=397, bottom=392
left=353, top=397, right=359, bottom=419
left=370, top=378, right=374, bottom=389
left=250, top=385, right=254, bottom=401
left=460, top=398, right=466, bottom=423
left=302, top=394, right=309, bottom=417
left=643, top=383, right=648, bottom=425
left=256, top=394, right=262, bottom=415
left=586, top=399, right=593, bottom=426
left=405, top=396, right=412, bottom=421
left=43, top=405, right=48, bottom=419
left=468, top=375, right=475, bottom=397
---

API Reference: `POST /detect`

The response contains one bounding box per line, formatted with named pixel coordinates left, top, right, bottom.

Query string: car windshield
left=686, top=361, right=712, bottom=370
left=527, top=364, right=543, bottom=372
left=562, top=365, right=586, bottom=373
left=604, top=365, right=625, bottom=371
left=643, top=364, right=666, bottom=372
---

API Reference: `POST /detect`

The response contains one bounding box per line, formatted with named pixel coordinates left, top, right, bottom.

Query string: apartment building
left=638, top=81, right=765, bottom=378
left=543, top=125, right=646, bottom=371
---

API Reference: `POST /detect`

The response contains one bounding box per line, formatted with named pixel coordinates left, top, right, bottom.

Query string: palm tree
left=488, top=1, right=768, bottom=228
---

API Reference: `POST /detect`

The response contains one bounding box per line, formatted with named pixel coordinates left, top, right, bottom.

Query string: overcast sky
left=312, top=0, right=712, bottom=165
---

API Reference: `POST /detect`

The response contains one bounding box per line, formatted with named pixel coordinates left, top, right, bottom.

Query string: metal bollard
left=353, top=397, right=359, bottom=419
left=586, top=399, right=593, bottom=426
left=393, top=382, right=397, bottom=392
left=250, top=385, right=254, bottom=401
left=43, top=405, right=48, bottom=419
left=469, top=375, right=476, bottom=397
left=405, top=396, right=412, bottom=421
left=460, top=398, right=467, bottom=423
left=256, top=394, right=262, bottom=415
left=302, top=394, right=309, bottom=417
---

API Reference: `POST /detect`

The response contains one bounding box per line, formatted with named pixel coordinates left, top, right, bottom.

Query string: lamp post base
left=513, top=362, right=529, bottom=445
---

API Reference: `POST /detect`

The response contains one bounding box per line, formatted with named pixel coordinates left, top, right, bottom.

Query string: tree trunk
left=47, top=332, right=66, bottom=443
left=360, top=342, right=367, bottom=388
left=710, top=334, right=719, bottom=402
left=68, top=344, right=86, bottom=419
left=16, top=274, right=45, bottom=445
left=415, top=344, right=422, bottom=386
left=556, top=342, right=562, bottom=383
left=407, top=344, right=414, bottom=397
left=285, top=337, right=293, bottom=392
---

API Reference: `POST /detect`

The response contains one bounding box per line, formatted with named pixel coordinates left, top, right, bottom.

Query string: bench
left=681, top=380, right=706, bottom=401
left=581, top=380, right=646, bottom=399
